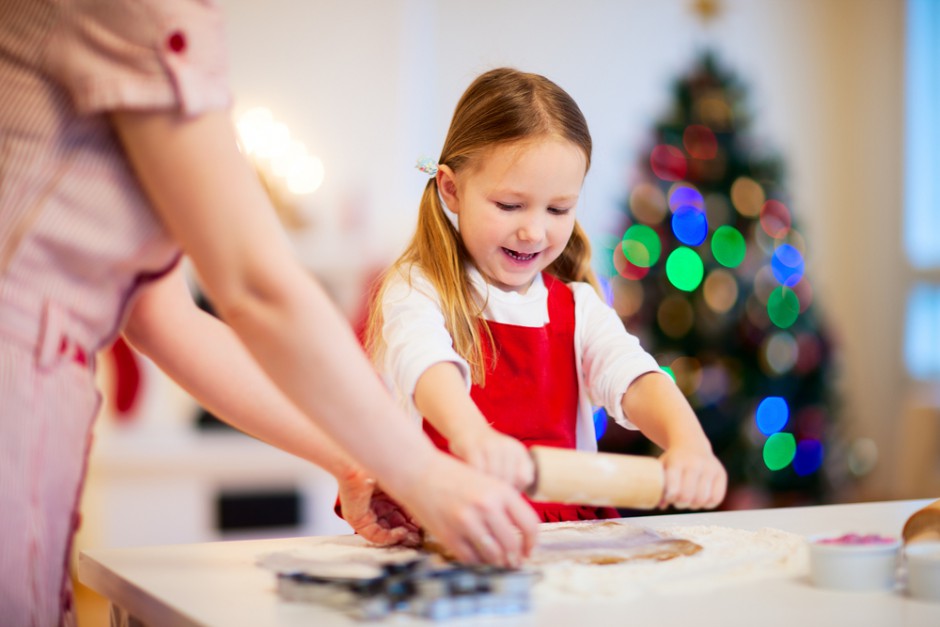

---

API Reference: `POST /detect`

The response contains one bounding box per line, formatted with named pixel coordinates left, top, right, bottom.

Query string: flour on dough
left=529, top=519, right=702, bottom=565
left=531, top=520, right=809, bottom=601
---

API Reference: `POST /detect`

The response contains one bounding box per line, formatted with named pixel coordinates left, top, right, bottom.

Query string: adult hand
left=449, top=425, right=535, bottom=491
left=390, top=451, right=540, bottom=568
left=658, top=441, right=727, bottom=510
left=337, top=467, right=422, bottom=547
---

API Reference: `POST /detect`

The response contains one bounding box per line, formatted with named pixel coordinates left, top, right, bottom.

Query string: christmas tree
left=597, top=51, right=840, bottom=509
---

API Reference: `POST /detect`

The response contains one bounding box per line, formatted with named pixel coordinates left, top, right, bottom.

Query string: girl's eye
left=549, top=207, right=571, bottom=215
left=496, top=202, right=520, bottom=210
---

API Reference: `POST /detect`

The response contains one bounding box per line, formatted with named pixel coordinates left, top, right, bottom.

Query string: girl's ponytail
left=365, top=179, right=495, bottom=385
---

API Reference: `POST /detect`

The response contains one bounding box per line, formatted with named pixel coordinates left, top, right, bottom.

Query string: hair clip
left=415, top=156, right=439, bottom=177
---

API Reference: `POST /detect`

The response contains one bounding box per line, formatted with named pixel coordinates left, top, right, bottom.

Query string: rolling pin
left=902, top=498, right=940, bottom=544
left=525, top=445, right=664, bottom=510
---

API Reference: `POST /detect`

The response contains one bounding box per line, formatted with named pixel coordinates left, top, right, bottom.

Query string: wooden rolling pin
left=902, top=498, right=940, bottom=544
left=525, top=445, right=664, bottom=510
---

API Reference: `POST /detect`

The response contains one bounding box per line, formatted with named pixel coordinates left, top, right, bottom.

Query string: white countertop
left=79, top=498, right=940, bottom=626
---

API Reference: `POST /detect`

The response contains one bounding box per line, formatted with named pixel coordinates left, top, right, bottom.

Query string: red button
left=167, top=31, right=186, bottom=53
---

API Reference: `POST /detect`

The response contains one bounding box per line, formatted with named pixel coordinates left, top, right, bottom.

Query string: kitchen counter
left=79, top=498, right=940, bottom=626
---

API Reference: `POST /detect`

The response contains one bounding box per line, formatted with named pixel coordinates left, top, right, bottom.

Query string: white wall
left=220, top=0, right=879, bottom=262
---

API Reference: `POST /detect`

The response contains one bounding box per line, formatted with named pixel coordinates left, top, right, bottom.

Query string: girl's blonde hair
left=366, top=67, right=601, bottom=385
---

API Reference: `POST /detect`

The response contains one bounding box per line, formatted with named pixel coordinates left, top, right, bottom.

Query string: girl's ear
left=436, top=164, right=460, bottom=214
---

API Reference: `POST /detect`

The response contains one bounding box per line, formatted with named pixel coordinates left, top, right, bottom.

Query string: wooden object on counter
left=526, top=446, right=664, bottom=510
left=902, top=498, right=940, bottom=544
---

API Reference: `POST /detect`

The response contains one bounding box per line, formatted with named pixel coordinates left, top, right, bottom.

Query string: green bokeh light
left=711, top=225, right=747, bottom=268
left=665, top=247, right=704, bottom=292
left=763, top=432, right=797, bottom=470
left=622, top=225, right=662, bottom=268
left=767, top=287, right=800, bottom=329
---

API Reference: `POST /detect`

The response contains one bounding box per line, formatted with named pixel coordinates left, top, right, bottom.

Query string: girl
left=0, top=4, right=536, bottom=624
left=365, top=68, right=727, bottom=522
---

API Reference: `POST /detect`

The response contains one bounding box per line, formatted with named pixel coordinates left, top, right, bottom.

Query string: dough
left=528, top=520, right=702, bottom=565
left=531, top=521, right=809, bottom=600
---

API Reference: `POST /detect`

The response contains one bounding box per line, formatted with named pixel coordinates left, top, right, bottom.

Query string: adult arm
left=110, top=108, right=538, bottom=566
left=123, top=264, right=420, bottom=546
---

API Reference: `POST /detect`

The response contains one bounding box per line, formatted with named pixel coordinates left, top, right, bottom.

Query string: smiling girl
left=365, top=68, right=726, bottom=522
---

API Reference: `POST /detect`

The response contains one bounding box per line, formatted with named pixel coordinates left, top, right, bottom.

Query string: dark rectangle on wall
left=215, top=489, right=303, bottom=531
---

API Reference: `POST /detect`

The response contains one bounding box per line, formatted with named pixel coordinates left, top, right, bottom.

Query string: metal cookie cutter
left=272, top=554, right=539, bottom=621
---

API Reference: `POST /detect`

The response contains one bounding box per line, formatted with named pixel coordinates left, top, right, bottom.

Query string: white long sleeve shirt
left=378, top=266, right=667, bottom=451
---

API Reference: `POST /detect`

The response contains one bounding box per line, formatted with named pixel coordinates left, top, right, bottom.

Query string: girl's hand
left=337, top=467, right=422, bottom=547
left=658, top=442, right=727, bottom=510
left=448, top=425, right=535, bottom=491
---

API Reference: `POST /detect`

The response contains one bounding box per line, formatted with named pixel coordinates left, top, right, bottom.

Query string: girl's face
left=438, top=137, right=587, bottom=294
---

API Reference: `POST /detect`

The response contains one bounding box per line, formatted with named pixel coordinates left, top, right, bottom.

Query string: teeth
left=505, top=248, right=536, bottom=261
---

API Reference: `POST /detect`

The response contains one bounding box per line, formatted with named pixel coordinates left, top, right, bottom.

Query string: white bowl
left=807, top=532, right=901, bottom=591
left=905, top=541, right=940, bottom=602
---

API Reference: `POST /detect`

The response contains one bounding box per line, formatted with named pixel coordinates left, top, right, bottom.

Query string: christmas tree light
left=599, top=52, right=842, bottom=508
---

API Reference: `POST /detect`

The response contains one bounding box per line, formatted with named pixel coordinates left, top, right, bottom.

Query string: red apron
left=424, top=273, right=619, bottom=522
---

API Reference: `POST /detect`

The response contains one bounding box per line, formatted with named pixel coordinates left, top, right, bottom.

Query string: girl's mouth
left=502, top=247, right=538, bottom=262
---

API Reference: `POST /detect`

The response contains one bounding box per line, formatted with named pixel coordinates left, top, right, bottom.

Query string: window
left=903, top=0, right=940, bottom=379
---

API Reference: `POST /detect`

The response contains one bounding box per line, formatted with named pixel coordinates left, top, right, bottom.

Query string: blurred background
left=75, top=1, right=940, bottom=604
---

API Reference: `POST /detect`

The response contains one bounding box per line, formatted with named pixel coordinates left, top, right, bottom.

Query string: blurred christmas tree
left=597, top=51, right=841, bottom=509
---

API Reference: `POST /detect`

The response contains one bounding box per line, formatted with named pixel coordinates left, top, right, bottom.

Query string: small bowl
left=905, top=541, right=940, bottom=602
left=807, top=532, right=901, bottom=591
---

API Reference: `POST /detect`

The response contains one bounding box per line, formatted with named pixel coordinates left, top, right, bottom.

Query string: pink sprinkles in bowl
left=815, top=533, right=897, bottom=546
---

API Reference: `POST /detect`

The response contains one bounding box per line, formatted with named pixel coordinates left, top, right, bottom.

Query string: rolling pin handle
left=525, top=445, right=664, bottom=510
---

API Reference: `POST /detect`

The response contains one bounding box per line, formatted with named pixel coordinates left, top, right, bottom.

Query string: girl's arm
left=110, top=108, right=538, bottom=567
left=123, top=264, right=420, bottom=546
left=621, top=372, right=727, bottom=509
left=575, top=283, right=725, bottom=509
left=414, top=362, right=534, bottom=490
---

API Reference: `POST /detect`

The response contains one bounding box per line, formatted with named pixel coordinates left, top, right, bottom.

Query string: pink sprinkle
left=817, top=532, right=896, bottom=545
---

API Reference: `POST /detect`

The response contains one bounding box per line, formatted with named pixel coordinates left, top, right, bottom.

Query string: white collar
left=467, top=266, right=551, bottom=326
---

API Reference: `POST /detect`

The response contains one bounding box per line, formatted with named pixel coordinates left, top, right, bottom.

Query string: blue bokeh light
left=771, top=244, right=805, bottom=287
left=793, top=439, right=825, bottom=476
left=756, top=396, right=790, bottom=435
left=672, top=206, right=708, bottom=246
left=593, top=407, right=608, bottom=440
left=669, top=185, right=705, bottom=211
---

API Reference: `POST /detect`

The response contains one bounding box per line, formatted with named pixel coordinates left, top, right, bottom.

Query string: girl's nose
left=517, top=215, right=546, bottom=243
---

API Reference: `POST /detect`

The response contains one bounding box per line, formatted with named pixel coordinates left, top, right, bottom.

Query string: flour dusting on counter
left=257, top=521, right=809, bottom=606
left=532, top=521, right=808, bottom=601
left=257, top=535, right=423, bottom=575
